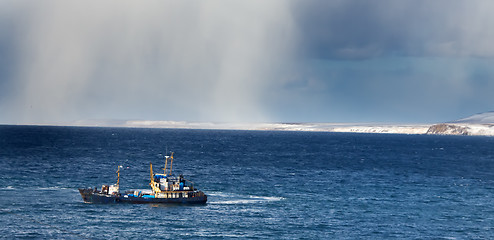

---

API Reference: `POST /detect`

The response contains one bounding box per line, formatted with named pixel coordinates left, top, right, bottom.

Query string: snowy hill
left=452, top=111, right=494, bottom=124
left=426, top=112, right=494, bottom=136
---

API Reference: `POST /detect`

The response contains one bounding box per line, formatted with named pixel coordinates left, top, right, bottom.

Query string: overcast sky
left=1, top=0, right=494, bottom=124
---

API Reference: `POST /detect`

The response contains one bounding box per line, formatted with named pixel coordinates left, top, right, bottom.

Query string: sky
left=1, top=0, right=494, bottom=125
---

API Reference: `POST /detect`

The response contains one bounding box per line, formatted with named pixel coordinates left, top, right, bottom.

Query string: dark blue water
left=1, top=125, right=494, bottom=239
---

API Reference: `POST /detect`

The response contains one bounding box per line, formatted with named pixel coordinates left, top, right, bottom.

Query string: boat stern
left=78, top=188, right=95, bottom=203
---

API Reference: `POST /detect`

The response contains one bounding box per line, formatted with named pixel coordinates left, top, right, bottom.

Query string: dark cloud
left=268, top=55, right=494, bottom=123
left=292, top=0, right=494, bottom=60
left=1, top=0, right=494, bottom=124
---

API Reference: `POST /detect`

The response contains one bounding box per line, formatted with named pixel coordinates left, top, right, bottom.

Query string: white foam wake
left=208, top=191, right=284, bottom=205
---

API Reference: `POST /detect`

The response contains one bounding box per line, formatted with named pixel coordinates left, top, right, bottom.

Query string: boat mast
left=116, top=165, right=121, bottom=186
left=149, top=162, right=161, bottom=193
left=169, top=152, right=174, bottom=175
left=150, top=162, right=154, bottom=185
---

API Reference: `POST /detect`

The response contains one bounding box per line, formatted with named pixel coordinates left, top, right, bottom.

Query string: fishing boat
left=78, top=152, right=207, bottom=204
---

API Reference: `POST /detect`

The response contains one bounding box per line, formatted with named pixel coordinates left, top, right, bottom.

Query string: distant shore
left=7, top=120, right=493, bottom=136
left=5, top=119, right=494, bottom=136
left=64, top=120, right=436, bottom=134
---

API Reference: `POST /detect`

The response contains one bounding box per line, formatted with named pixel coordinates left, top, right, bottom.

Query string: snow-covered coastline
left=125, top=121, right=433, bottom=134
left=30, top=112, right=494, bottom=136
left=123, top=121, right=494, bottom=136
left=70, top=120, right=433, bottom=135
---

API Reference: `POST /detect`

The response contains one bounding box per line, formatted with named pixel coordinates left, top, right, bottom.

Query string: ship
left=78, top=152, right=207, bottom=204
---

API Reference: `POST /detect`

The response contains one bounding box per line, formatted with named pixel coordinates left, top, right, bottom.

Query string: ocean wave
left=35, top=186, right=71, bottom=190
left=206, top=191, right=238, bottom=197
left=0, top=186, right=78, bottom=191
left=210, top=199, right=279, bottom=205
left=208, top=191, right=284, bottom=205
left=247, top=195, right=284, bottom=201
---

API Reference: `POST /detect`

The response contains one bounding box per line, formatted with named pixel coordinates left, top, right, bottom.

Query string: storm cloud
left=280, top=0, right=494, bottom=122
left=294, top=0, right=494, bottom=59
left=0, top=0, right=295, bottom=124
left=1, top=0, right=494, bottom=124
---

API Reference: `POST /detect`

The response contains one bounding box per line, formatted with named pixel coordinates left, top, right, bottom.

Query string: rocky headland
left=425, top=112, right=494, bottom=136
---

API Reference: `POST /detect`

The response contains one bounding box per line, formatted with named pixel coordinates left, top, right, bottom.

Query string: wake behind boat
left=78, top=152, right=207, bottom=204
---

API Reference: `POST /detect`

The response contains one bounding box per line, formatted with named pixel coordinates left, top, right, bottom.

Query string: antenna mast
left=163, top=154, right=168, bottom=175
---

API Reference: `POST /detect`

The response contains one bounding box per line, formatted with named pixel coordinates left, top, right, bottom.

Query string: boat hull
left=79, top=188, right=207, bottom=204
left=79, top=188, right=119, bottom=203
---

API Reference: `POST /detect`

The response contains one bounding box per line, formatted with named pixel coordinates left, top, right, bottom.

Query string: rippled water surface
left=1, top=125, right=494, bottom=239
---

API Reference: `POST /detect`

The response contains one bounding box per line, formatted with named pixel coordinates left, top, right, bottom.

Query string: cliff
left=426, top=124, right=471, bottom=135
left=426, top=112, right=494, bottom=136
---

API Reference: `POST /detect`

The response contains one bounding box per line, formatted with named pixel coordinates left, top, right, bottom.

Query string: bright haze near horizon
left=1, top=0, right=494, bottom=125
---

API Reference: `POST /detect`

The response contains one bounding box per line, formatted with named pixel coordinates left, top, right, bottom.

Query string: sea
left=0, top=125, right=493, bottom=239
